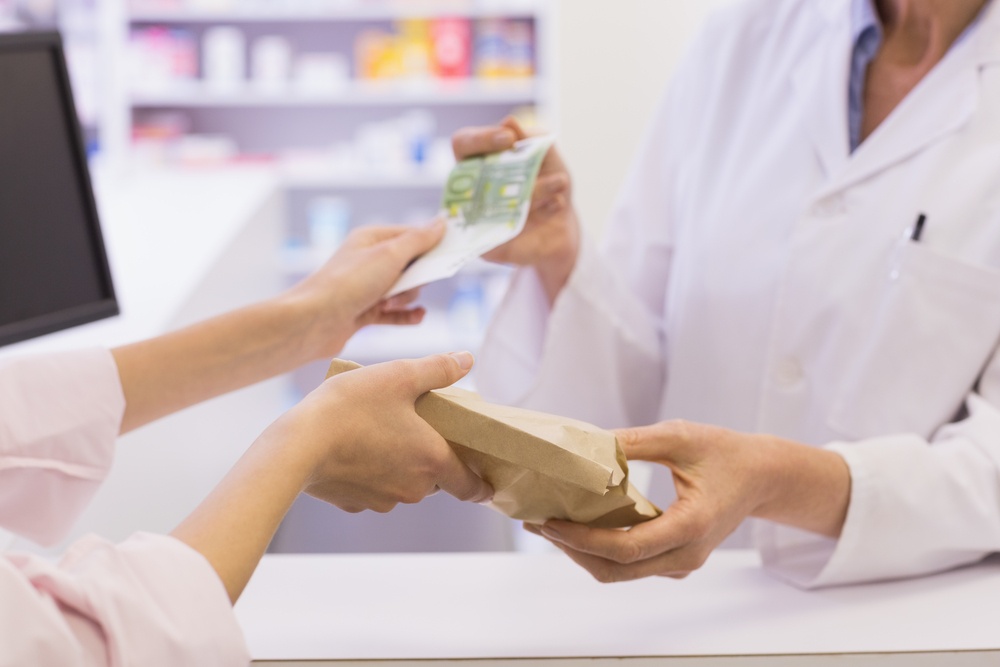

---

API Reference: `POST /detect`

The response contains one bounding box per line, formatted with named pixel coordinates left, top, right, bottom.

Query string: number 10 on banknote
left=386, top=135, right=555, bottom=297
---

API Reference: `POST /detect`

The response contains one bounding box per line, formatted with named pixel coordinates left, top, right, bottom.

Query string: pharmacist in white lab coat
left=454, top=0, right=1000, bottom=588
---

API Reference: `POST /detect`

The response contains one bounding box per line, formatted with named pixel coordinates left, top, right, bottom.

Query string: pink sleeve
left=0, top=348, right=125, bottom=545
left=1, top=532, right=249, bottom=666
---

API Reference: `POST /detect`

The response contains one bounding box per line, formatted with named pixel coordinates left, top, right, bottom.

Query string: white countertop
left=235, top=550, right=1000, bottom=662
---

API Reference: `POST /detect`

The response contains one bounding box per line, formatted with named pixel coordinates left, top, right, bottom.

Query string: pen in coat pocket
left=911, top=213, right=927, bottom=242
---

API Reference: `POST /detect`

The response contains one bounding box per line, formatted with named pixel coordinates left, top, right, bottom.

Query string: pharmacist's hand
left=281, top=220, right=445, bottom=360
left=265, top=352, right=493, bottom=513
left=525, top=421, right=777, bottom=582
left=452, top=117, right=580, bottom=303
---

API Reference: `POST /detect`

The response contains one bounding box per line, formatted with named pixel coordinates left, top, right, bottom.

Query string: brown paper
left=327, top=359, right=660, bottom=529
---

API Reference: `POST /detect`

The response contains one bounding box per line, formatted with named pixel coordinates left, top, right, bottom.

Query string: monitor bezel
left=0, top=30, right=119, bottom=348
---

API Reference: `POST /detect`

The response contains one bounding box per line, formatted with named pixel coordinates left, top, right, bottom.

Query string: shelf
left=278, top=167, right=446, bottom=190
left=128, top=1, right=543, bottom=23
left=130, top=78, right=541, bottom=107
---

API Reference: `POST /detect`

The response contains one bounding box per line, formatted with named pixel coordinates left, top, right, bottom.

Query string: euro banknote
left=387, top=134, right=554, bottom=297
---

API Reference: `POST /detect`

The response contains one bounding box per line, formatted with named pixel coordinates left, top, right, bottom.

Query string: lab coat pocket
left=828, top=242, right=1000, bottom=440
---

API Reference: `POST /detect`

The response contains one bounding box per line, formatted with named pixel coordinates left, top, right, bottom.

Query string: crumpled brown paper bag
left=327, top=359, right=660, bottom=529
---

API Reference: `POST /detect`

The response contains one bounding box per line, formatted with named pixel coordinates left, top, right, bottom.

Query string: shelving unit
left=128, top=2, right=543, bottom=23
left=129, top=78, right=540, bottom=107
left=56, top=0, right=557, bottom=396
left=60, top=0, right=556, bottom=553
left=114, top=1, right=555, bottom=157
left=97, top=0, right=557, bottom=366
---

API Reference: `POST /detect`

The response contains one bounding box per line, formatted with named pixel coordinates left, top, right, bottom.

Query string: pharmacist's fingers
left=452, top=125, right=518, bottom=159
left=529, top=174, right=571, bottom=212
left=526, top=522, right=704, bottom=582
left=499, top=116, right=530, bottom=140
left=542, top=535, right=698, bottom=583
left=539, top=506, right=699, bottom=566
left=613, top=423, right=689, bottom=465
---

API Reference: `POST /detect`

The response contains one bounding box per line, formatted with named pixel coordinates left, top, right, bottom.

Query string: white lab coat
left=477, top=0, right=1000, bottom=588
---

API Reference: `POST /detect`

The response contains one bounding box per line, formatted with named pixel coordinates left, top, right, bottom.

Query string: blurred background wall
left=555, top=0, right=730, bottom=237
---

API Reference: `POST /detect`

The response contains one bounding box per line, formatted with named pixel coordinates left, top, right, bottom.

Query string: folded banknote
left=387, top=135, right=554, bottom=297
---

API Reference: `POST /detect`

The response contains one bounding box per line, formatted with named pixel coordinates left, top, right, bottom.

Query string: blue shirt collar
left=846, top=0, right=990, bottom=152
left=851, top=0, right=882, bottom=45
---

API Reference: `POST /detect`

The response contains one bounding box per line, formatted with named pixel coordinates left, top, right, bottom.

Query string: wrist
left=252, top=414, right=321, bottom=491
left=268, top=289, right=343, bottom=365
left=171, top=420, right=315, bottom=603
left=749, top=437, right=851, bottom=538
left=534, top=210, right=581, bottom=305
left=746, top=435, right=791, bottom=521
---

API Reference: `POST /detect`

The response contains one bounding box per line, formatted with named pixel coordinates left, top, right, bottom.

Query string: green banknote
left=442, top=135, right=554, bottom=228
left=387, top=135, right=554, bottom=297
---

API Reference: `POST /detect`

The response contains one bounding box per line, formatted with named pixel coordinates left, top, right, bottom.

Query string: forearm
left=751, top=437, right=852, bottom=538
left=170, top=423, right=312, bottom=603
left=112, top=296, right=313, bottom=433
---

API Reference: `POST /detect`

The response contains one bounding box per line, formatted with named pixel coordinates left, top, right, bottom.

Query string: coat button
left=810, top=195, right=846, bottom=218
left=774, top=357, right=804, bottom=387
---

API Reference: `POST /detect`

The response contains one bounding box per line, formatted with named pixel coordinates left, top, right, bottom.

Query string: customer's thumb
left=407, top=352, right=474, bottom=397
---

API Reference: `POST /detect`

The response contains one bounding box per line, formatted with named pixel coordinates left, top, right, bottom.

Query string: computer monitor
left=0, top=30, right=117, bottom=347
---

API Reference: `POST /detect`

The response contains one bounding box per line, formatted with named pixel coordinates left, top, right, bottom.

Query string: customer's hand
left=281, top=220, right=446, bottom=360
left=174, top=352, right=493, bottom=603
left=451, top=117, right=580, bottom=304
left=526, top=421, right=850, bottom=582
left=112, top=219, right=446, bottom=434
left=258, top=352, right=493, bottom=513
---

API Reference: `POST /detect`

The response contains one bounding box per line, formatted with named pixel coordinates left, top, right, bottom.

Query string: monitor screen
left=0, top=30, right=117, bottom=347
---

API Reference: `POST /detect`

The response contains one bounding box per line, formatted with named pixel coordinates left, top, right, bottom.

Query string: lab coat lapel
left=831, top=52, right=978, bottom=196
left=819, top=0, right=1000, bottom=198
left=790, top=4, right=852, bottom=182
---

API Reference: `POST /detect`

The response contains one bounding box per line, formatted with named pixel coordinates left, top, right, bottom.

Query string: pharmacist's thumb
left=405, top=352, right=474, bottom=398
left=615, top=423, right=678, bottom=465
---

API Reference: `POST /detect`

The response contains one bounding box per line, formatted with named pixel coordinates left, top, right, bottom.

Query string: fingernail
left=450, top=351, right=474, bottom=370
left=540, top=524, right=562, bottom=541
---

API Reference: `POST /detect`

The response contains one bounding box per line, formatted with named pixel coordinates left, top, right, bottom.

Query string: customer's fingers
left=435, top=447, right=494, bottom=504
left=391, top=352, right=475, bottom=401
left=382, top=218, right=446, bottom=266
left=381, top=289, right=422, bottom=312
left=369, top=308, right=426, bottom=326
